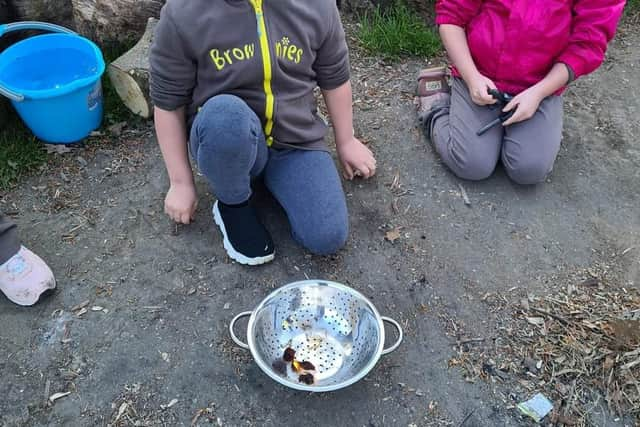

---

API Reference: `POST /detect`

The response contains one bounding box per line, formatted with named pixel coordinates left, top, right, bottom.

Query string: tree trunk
left=107, top=17, right=156, bottom=118
left=0, top=0, right=13, bottom=23
left=70, top=0, right=164, bottom=44
left=8, top=0, right=74, bottom=27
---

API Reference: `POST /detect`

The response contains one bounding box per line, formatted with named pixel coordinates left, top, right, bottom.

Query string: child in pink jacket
left=417, top=0, right=626, bottom=184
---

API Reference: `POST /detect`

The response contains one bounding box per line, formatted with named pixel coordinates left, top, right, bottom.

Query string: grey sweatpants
left=432, top=78, right=563, bottom=184
left=0, top=212, right=20, bottom=265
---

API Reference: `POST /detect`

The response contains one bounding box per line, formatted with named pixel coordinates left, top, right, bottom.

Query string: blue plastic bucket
left=0, top=22, right=105, bottom=144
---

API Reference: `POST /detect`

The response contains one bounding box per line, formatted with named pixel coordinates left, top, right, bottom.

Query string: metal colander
left=230, top=280, right=403, bottom=392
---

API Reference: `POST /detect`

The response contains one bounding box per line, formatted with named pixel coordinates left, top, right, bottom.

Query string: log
left=71, top=0, right=164, bottom=44
left=6, top=0, right=429, bottom=45
left=107, top=17, right=156, bottom=118
left=1, top=0, right=14, bottom=24
left=8, top=0, right=74, bottom=27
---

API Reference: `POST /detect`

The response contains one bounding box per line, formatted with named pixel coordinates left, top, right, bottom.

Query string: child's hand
left=336, top=136, right=377, bottom=180
left=502, top=87, right=545, bottom=126
left=467, top=73, right=498, bottom=106
left=165, top=182, right=198, bottom=224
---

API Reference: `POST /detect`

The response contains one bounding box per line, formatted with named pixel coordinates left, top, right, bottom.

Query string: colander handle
left=229, top=311, right=252, bottom=350
left=381, top=317, right=403, bottom=355
left=0, top=21, right=77, bottom=102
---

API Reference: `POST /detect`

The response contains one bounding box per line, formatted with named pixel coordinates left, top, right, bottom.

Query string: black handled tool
left=476, top=89, right=515, bottom=136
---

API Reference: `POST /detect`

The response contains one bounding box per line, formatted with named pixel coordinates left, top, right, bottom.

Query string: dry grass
left=451, top=272, right=640, bottom=425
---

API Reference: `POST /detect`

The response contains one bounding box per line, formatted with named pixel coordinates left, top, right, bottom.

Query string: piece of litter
left=223, top=303, right=231, bottom=310
left=517, top=393, right=553, bottom=422
left=161, top=352, right=170, bottom=362
left=49, top=391, right=71, bottom=403
left=458, top=184, right=471, bottom=206
left=75, top=308, right=88, bottom=317
left=91, top=306, right=104, bottom=311
left=161, top=398, right=178, bottom=409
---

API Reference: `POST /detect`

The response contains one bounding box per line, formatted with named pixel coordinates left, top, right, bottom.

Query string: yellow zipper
left=250, top=0, right=275, bottom=147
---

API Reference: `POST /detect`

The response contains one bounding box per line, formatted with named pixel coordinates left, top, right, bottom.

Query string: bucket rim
left=0, top=33, right=106, bottom=101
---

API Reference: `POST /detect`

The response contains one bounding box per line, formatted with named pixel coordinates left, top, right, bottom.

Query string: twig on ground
left=457, top=407, right=477, bottom=427
left=530, top=307, right=570, bottom=325
left=458, top=184, right=471, bottom=206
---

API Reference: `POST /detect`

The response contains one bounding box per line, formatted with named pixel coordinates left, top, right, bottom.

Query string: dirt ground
left=1, top=19, right=639, bottom=427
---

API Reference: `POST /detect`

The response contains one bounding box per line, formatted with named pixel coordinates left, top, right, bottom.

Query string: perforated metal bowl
left=229, top=280, right=403, bottom=392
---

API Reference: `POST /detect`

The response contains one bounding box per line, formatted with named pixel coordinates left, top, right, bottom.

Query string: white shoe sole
left=213, top=201, right=275, bottom=266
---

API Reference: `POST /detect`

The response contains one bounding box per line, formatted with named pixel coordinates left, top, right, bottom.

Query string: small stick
left=530, top=307, right=570, bottom=325
left=458, top=184, right=471, bottom=206
left=457, top=407, right=477, bottom=427
left=620, top=359, right=640, bottom=370
left=621, top=246, right=636, bottom=256
left=566, top=379, right=578, bottom=415
left=43, top=379, right=51, bottom=405
left=458, top=337, right=486, bottom=345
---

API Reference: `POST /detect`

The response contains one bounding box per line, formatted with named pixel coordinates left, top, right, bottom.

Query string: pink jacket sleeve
left=435, top=0, right=483, bottom=27
left=556, top=0, right=626, bottom=80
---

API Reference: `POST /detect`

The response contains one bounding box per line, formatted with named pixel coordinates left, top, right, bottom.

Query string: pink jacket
left=436, top=0, right=626, bottom=95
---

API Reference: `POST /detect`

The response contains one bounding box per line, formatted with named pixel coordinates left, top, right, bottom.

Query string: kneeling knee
left=453, top=158, right=497, bottom=181
left=299, top=222, right=349, bottom=256
left=195, top=95, right=255, bottom=135
left=192, top=95, right=259, bottom=152
left=506, top=161, right=551, bottom=185
left=200, top=94, right=249, bottom=118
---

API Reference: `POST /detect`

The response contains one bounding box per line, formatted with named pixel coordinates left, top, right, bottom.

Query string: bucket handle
left=0, top=21, right=77, bottom=102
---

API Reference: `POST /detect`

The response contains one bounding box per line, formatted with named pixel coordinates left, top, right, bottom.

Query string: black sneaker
left=213, top=200, right=275, bottom=265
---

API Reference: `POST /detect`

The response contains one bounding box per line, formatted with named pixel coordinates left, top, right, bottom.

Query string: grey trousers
left=432, top=78, right=563, bottom=184
left=0, top=213, right=20, bottom=265
left=190, top=94, right=349, bottom=255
